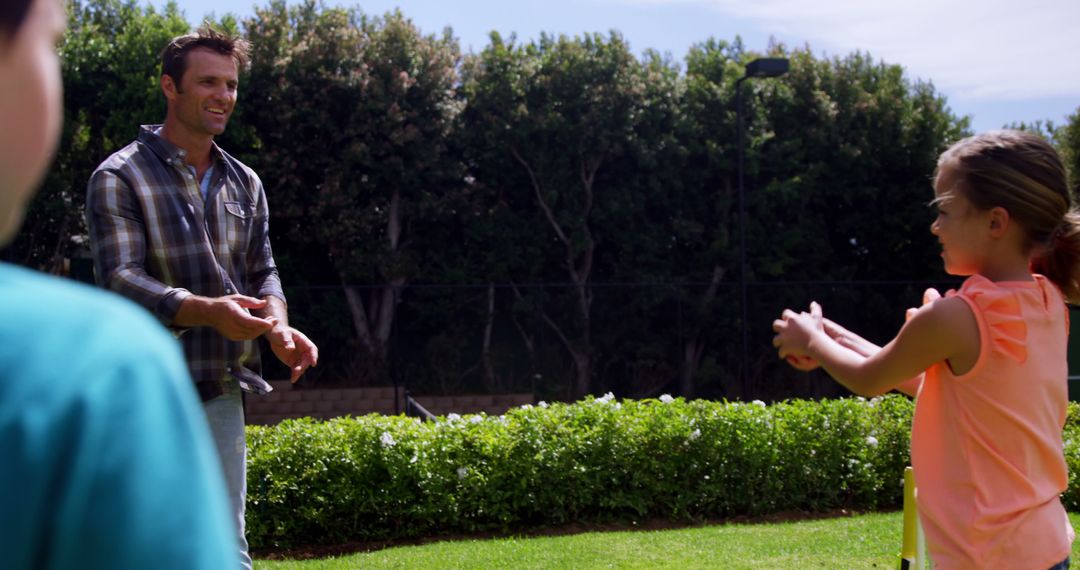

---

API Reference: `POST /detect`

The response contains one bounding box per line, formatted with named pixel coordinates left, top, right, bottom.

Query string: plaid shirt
left=86, top=125, right=284, bottom=399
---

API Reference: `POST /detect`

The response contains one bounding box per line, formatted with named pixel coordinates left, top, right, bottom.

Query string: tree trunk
left=510, top=147, right=601, bottom=398
left=679, top=264, right=726, bottom=398
left=481, top=282, right=497, bottom=391
left=573, top=352, right=590, bottom=399
left=342, top=280, right=380, bottom=357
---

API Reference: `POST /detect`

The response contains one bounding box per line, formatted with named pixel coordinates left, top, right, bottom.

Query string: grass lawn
left=252, top=510, right=1080, bottom=569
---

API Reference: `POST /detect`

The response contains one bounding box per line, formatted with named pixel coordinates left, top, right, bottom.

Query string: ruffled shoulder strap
left=945, top=274, right=1028, bottom=363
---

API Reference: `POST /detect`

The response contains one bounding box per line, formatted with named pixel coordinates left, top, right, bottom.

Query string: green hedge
left=246, top=395, right=1080, bottom=549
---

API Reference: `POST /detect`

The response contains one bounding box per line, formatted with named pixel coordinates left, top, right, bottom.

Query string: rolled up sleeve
left=86, top=169, right=191, bottom=324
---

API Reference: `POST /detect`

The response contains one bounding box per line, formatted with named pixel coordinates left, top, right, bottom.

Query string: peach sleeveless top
left=911, top=274, right=1074, bottom=569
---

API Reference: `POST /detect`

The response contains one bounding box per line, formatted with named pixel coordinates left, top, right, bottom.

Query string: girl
left=773, top=130, right=1078, bottom=569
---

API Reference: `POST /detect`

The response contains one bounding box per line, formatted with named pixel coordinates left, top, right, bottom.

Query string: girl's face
left=930, top=163, right=994, bottom=276
left=0, top=0, right=65, bottom=246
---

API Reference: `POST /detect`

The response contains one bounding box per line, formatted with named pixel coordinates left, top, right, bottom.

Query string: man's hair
left=160, top=24, right=250, bottom=86
left=0, top=0, right=33, bottom=44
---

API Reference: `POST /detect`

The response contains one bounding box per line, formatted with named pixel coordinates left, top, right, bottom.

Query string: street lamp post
left=736, top=57, right=788, bottom=397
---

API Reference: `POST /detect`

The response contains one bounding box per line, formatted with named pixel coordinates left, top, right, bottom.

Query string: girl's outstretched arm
left=783, top=317, right=922, bottom=397
left=773, top=298, right=976, bottom=397
left=822, top=318, right=880, bottom=357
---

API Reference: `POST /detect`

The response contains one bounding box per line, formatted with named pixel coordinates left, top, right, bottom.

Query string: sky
left=157, top=0, right=1080, bottom=134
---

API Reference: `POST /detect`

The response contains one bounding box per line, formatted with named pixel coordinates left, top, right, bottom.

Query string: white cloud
left=622, top=0, right=1080, bottom=100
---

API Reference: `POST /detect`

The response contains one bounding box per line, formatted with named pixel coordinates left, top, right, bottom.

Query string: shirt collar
left=138, top=124, right=224, bottom=169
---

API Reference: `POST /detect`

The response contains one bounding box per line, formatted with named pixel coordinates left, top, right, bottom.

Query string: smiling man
left=86, top=26, right=318, bottom=570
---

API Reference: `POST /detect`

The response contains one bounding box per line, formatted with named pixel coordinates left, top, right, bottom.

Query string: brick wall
left=412, top=393, right=536, bottom=417
left=245, top=381, right=534, bottom=425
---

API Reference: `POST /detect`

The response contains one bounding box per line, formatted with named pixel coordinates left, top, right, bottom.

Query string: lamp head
left=744, top=58, right=789, bottom=78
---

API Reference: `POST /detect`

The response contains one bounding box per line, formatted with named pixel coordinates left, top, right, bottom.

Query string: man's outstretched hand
left=175, top=294, right=275, bottom=341
left=266, top=324, right=319, bottom=383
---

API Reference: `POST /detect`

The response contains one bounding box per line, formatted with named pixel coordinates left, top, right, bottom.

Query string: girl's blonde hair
left=938, top=129, right=1080, bottom=302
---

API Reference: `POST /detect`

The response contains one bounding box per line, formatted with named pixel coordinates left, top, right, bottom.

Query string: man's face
left=164, top=47, right=238, bottom=138
left=0, top=0, right=65, bottom=246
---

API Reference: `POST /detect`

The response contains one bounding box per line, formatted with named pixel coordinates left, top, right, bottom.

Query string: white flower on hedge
left=597, top=392, right=615, bottom=404
left=410, top=454, right=419, bottom=464
left=521, top=404, right=533, bottom=410
left=688, top=428, right=701, bottom=441
left=457, top=467, right=468, bottom=479
left=866, top=435, right=879, bottom=447
left=752, top=400, right=766, bottom=408
left=470, top=415, right=483, bottom=423
left=613, top=402, right=622, bottom=410
left=538, top=401, right=548, bottom=408
left=380, top=432, right=396, bottom=447
left=447, top=413, right=461, bottom=422
left=660, top=394, right=674, bottom=404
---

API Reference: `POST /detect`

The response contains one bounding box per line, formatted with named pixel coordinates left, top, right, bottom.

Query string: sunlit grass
left=254, top=511, right=878, bottom=569
left=254, top=512, right=1080, bottom=569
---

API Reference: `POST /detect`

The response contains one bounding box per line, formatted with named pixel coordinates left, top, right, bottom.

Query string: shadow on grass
left=254, top=508, right=893, bottom=561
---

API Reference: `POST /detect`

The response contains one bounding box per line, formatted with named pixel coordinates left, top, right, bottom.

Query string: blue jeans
left=1049, top=558, right=1071, bottom=570
left=205, top=391, right=251, bottom=570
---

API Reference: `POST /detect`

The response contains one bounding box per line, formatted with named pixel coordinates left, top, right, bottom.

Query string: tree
left=243, top=2, right=463, bottom=376
left=32, top=3, right=980, bottom=399
left=743, top=46, right=968, bottom=396
left=666, top=38, right=747, bottom=398
left=462, top=32, right=659, bottom=398
left=1062, top=109, right=1080, bottom=195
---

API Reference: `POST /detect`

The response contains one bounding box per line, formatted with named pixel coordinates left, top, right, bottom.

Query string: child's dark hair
left=938, top=129, right=1080, bottom=302
left=0, top=0, right=33, bottom=45
left=160, top=24, right=250, bottom=88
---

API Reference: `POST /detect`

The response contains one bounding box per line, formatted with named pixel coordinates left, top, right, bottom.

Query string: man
left=86, top=26, right=319, bottom=570
left=1, top=1, right=235, bottom=568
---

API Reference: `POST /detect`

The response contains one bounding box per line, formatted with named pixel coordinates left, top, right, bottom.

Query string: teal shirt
left=0, top=263, right=234, bottom=569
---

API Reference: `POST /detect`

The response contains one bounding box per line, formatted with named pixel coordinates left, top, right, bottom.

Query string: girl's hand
left=773, top=301, right=826, bottom=361
left=822, top=318, right=880, bottom=358
left=786, top=315, right=873, bottom=371
left=906, top=288, right=942, bottom=321
left=785, top=353, right=819, bottom=371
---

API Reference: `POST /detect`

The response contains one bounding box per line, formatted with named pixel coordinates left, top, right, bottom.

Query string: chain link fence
left=270, top=279, right=966, bottom=403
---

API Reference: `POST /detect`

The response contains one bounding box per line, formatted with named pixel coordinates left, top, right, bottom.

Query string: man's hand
left=265, top=324, right=319, bottom=383
left=175, top=294, right=275, bottom=340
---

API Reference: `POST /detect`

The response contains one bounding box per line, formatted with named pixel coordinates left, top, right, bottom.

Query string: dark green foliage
left=22, top=1, right=1022, bottom=400
left=246, top=395, right=918, bottom=548
left=1056, top=110, right=1080, bottom=196
left=249, top=397, right=1080, bottom=550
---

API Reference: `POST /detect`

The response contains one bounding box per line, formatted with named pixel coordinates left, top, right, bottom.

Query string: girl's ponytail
left=1032, top=211, right=1080, bottom=304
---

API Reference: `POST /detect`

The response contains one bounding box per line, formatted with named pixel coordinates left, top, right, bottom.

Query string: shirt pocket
left=222, top=200, right=254, bottom=254
left=224, top=200, right=252, bottom=220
